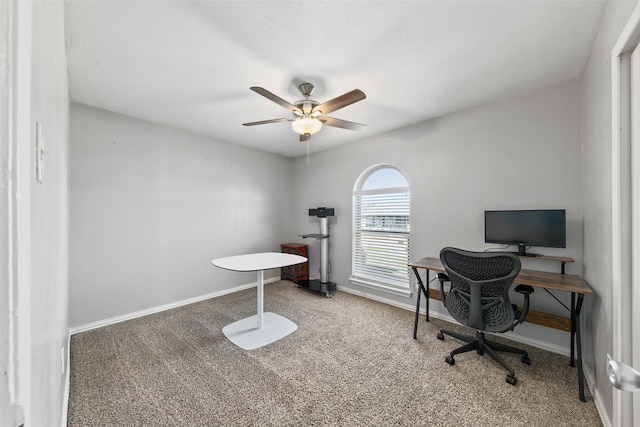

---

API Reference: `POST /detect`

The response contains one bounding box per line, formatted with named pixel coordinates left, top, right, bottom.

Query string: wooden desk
left=409, top=256, right=592, bottom=402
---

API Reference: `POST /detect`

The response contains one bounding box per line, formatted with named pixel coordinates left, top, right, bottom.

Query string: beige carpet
left=67, top=281, right=602, bottom=426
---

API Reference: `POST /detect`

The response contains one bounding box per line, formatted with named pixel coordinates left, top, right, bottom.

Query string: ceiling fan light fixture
left=291, top=117, right=322, bottom=135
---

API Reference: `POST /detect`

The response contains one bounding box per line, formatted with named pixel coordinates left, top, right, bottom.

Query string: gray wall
left=291, top=80, right=583, bottom=351
left=69, top=103, right=293, bottom=327
left=581, top=0, right=639, bottom=424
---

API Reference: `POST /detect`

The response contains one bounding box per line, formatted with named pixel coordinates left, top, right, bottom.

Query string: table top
left=212, top=252, right=308, bottom=272
left=408, top=256, right=592, bottom=295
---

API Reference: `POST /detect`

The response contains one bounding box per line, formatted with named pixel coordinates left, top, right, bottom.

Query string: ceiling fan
left=242, top=83, right=366, bottom=141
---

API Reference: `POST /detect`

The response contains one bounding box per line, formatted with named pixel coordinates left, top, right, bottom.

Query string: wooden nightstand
left=280, top=243, right=309, bottom=282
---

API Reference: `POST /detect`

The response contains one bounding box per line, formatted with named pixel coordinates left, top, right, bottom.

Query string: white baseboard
left=584, top=362, right=611, bottom=427
left=61, top=332, right=70, bottom=427
left=69, top=277, right=280, bottom=335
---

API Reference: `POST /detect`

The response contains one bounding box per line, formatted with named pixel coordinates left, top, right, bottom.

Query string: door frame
left=612, top=3, right=640, bottom=426
left=1, top=0, right=33, bottom=425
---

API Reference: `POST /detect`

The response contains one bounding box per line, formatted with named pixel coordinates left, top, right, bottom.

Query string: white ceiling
left=65, top=1, right=607, bottom=158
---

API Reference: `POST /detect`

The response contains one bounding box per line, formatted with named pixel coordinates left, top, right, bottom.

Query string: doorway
left=612, top=4, right=640, bottom=426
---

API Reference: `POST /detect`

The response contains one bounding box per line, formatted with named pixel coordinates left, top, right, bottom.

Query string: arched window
left=352, top=165, right=410, bottom=292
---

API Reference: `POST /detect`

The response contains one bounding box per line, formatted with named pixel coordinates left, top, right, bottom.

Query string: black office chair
left=436, top=247, right=534, bottom=385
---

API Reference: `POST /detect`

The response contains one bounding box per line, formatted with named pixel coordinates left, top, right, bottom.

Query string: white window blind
left=353, top=182, right=410, bottom=289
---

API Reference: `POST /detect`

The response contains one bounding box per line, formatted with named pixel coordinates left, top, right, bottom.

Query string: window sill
left=349, top=277, right=412, bottom=298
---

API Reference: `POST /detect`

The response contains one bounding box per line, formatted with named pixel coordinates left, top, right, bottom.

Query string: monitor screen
left=484, top=209, right=566, bottom=255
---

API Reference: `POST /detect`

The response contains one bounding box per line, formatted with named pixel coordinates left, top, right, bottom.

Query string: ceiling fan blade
left=250, top=87, right=301, bottom=113
left=320, top=116, right=366, bottom=130
left=312, top=89, right=366, bottom=115
left=242, top=117, right=294, bottom=126
left=300, top=133, right=310, bottom=142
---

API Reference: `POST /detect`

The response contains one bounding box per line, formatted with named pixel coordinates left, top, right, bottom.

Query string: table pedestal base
left=222, top=312, right=297, bottom=350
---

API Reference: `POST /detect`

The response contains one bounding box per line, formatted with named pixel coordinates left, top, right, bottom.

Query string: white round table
left=211, top=252, right=308, bottom=350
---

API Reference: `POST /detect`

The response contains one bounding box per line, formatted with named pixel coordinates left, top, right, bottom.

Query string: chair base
left=437, top=329, right=530, bottom=385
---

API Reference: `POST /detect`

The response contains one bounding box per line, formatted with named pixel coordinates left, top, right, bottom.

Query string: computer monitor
left=484, top=209, right=566, bottom=257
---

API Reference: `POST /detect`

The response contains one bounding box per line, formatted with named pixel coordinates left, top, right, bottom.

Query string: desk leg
left=570, top=292, right=576, bottom=367
left=413, top=270, right=422, bottom=339
left=575, top=293, right=586, bottom=402
left=257, top=270, right=264, bottom=329
left=413, top=267, right=429, bottom=339
left=424, top=270, right=430, bottom=322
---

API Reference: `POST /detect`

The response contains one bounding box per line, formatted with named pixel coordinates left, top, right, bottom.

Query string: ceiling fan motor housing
left=298, top=82, right=315, bottom=97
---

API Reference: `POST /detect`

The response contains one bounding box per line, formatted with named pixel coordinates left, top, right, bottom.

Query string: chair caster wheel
left=445, top=355, right=455, bottom=365
left=506, top=375, right=517, bottom=385
left=437, top=332, right=445, bottom=340
left=522, top=355, right=531, bottom=365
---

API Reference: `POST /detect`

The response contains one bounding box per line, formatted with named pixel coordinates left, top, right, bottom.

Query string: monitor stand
left=514, top=244, right=542, bottom=257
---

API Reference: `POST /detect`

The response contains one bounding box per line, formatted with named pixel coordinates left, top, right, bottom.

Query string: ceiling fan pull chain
left=306, top=139, right=311, bottom=166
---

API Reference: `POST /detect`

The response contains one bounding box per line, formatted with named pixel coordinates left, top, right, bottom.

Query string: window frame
left=350, top=165, right=411, bottom=297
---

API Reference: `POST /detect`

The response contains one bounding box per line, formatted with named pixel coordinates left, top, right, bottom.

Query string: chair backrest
left=439, top=247, right=521, bottom=333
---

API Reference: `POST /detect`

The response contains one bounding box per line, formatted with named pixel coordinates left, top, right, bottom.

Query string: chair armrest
left=437, top=273, right=449, bottom=308
left=513, top=285, right=534, bottom=326
left=515, top=284, right=534, bottom=295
